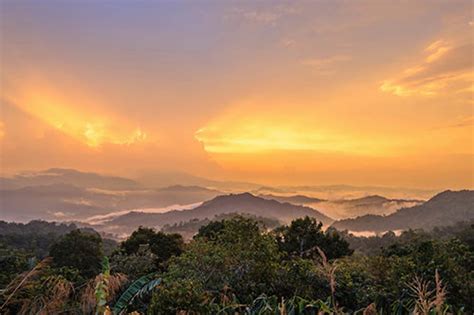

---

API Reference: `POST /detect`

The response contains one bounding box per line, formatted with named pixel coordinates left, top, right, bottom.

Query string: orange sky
left=0, top=1, right=473, bottom=189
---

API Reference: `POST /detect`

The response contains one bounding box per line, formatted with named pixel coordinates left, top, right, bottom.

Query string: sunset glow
left=3, top=81, right=149, bottom=148
left=1, top=3, right=473, bottom=313
left=1, top=0, right=473, bottom=188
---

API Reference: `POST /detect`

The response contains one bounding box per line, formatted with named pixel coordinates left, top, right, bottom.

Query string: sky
left=0, top=0, right=473, bottom=189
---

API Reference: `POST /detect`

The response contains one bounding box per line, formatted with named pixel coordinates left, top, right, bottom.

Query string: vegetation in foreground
left=0, top=217, right=473, bottom=314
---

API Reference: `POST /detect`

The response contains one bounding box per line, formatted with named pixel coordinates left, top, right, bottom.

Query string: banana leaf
left=112, top=274, right=161, bottom=315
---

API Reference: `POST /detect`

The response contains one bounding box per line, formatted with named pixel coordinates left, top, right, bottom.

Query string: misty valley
left=0, top=169, right=473, bottom=314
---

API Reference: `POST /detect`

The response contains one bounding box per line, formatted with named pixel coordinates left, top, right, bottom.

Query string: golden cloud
left=380, top=39, right=473, bottom=99
left=195, top=102, right=398, bottom=157
left=3, top=80, right=149, bottom=148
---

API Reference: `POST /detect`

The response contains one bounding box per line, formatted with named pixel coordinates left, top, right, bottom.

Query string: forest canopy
left=0, top=217, right=473, bottom=314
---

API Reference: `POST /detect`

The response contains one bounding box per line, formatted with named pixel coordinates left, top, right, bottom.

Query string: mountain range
left=1, top=168, right=471, bottom=237
left=317, top=195, right=423, bottom=219
left=92, top=193, right=333, bottom=235
left=331, top=190, right=474, bottom=232
left=0, top=168, right=141, bottom=190
left=0, top=182, right=222, bottom=222
left=259, top=194, right=326, bottom=204
left=85, top=190, right=473, bottom=238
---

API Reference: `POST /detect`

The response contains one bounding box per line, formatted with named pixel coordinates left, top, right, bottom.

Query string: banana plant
left=112, top=273, right=161, bottom=315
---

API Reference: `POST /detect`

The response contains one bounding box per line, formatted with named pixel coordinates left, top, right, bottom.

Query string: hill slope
left=101, top=193, right=333, bottom=235
left=319, top=195, right=423, bottom=219
left=331, top=190, right=474, bottom=232
left=257, top=193, right=423, bottom=219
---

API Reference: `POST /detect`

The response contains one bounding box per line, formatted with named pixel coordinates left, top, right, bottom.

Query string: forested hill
left=105, top=192, right=332, bottom=234
left=0, top=220, right=116, bottom=258
left=332, top=190, right=474, bottom=232
left=161, top=213, right=281, bottom=240
left=0, top=220, right=78, bottom=235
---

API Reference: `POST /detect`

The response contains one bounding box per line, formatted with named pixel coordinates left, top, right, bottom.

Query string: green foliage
left=110, top=249, right=157, bottom=281
left=113, top=273, right=161, bottom=315
left=121, top=227, right=157, bottom=255
left=0, top=220, right=118, bottom=291
left=342, top=220, right=474, bottom=256
left=119, top=226, right=184, bottom=267
left=332, top=255, right=381, bottom=311
left=274, top=216, right=353, bottom=260
left=195, top=220, right=226, bottom=240
left=382, top=238, right=474, bottom=312
left=148, top=217, right=473, bottom=314
left=207, top=294, right=336, bottom=314
left=49, top=229, right=104, bottom=278
left=0, top=245, right=31, bottom=288
left=2, top=217, right=473, bottom=314
left=95, top=257, right=110, bottom=315
left=164, top=213, right=281, bottom=240
left=156, top=217, right=282, bottom=308
left=0, top=220, right=78, bottom=236
left=0, top=220, right=80, bottom=258
left=148, top=278, right=209, bottom=314
left=273, top=258, right=326, bottom=300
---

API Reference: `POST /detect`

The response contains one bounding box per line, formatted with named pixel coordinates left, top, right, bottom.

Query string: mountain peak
left=360, top=195, right=388, bottom=201
left=231, top=192, right=257, bottom=198
left=209, top=192, right=259, bottom=203
left=107, top=192, right=334, bottom=234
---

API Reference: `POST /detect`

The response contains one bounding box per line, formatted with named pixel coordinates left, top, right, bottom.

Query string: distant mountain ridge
left=0, top=182, right=222, bottom=222
left=259, top=194, right=326, bottom=204
left=0, top=168, right=141, bottom=190
left=331, top=190, right=474, bottom=232
left=254, top=192, right=426, bottom=220
left=157, top=185, right=219, bottom=193
left=99, top=193, right=333, bottom=235
left=318, top=195, right=424, bottom=219
left=333, top=195, right=423, bottom=205
left=136, top=170, right=262, bottom=191
left=0, top=168, right=463, bottom=228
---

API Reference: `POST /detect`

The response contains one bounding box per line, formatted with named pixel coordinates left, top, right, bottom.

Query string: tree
left=149, top=217, right=282, bottom=313
left=194, top=220, right=225, bottom=240
left=149, top=233, right=184, bottom=265
left=120, top=227, right=156, bottom=255
left=110, top=249, right=157, bottom=281
left=382, top=238, right=474, bottom=312
left=274, top=217, right=353, bottom=260
left=119, top=226, right=184, bottom=268
left=0, top=245, right=31, bottom=288
left=49, top=229, right=103, bottom=278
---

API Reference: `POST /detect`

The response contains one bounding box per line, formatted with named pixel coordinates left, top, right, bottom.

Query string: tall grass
left=316, top=246, right=338, bottom=312
left=0, top=257, right=74, bottom=315
left=81, top=257, right=128, bottom=314
left=0, top=257, right=52, bottom=312
left=407, top=269, right=448, bottom=315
